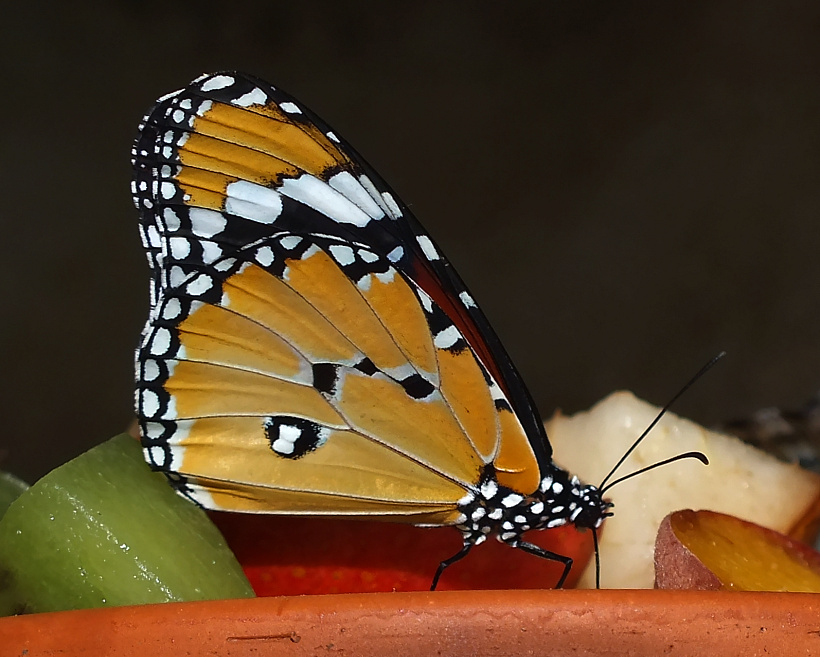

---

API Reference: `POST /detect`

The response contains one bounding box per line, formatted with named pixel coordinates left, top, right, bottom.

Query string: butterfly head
left=568, top=482, right=613, bottom=531
left=523, top=469, right=613, bottom=535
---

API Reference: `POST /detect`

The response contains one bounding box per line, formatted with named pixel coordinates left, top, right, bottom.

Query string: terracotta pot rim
left=2, top=589, right=819, bottom=656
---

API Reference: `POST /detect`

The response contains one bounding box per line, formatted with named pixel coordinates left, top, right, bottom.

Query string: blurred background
left=2, top=2, right=819, bottom=482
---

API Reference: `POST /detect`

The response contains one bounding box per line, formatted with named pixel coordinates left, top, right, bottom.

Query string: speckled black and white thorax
left=453, top=464, right=608, bottom=549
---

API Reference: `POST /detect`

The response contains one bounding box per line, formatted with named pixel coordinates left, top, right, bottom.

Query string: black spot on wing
left=312, top=362, right=340, bottom=395
left=265, top=416, right=329, bottom=459
left=353, top=357, right=378, bottom=376
left=399, top=373, right=436, bottom=400
left=494, top=397, right=513, bottom=412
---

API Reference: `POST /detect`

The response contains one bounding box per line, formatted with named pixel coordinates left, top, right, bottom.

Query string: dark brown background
left=2, top=2, right=819, bottom=482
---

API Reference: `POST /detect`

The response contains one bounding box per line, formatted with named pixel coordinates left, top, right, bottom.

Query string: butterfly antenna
left=600, top=450, right=709, bottom=496
left=598, top=351, right=725, bottom=492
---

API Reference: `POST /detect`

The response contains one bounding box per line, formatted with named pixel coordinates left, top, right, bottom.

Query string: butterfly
left=131, top=72, right=611, bottom=589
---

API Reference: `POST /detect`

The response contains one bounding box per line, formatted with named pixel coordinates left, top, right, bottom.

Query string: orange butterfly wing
left=132, top=72, right=544, bottom=522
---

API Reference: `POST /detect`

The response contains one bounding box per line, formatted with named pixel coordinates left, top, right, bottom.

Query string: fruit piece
left=0, top=472, right=28, bottom=520
left=545, top=391, right=820, bottom=588
left=0, top=434, right=253, bottom=615
left=213, top=512, right=593, bottom=595
left=655, top=509, right=820, bottom=591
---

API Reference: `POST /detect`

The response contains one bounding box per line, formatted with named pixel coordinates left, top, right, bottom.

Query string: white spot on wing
left=169, top=237, right=191, bottom=260
left=329, top=244, right=356, bottom=266
left=201, top=75, right=235, bottom=91
left=255, top=246, right=275, bottom=267
left=144, top=444, right=165, bottom=466
left=196, top=100, right=213, bottom=116
left=386, top=245, right=404, bottom=263
left=488, top=380, right=504, bottom=401
left=272, top=437, right=294, bottom=454
left=168, top=266, right=187, bottom=288
left=186, top=274, right=213, bottom=296
left=233, top=88, right=267, bottom=107
left=189, top=207, right=227, bottom=237
left=272, top=423, right=302, bottom=454
left=150, top=328, right=172, bottom=355
left=141, top=390, right=160, bottom=417
left=328, top=171, right=385, bottom=219
left=161, top=298, right=182, bottom=320
left=225, top=181, right=283, bottom=223
left=211, top=252, right=235, bottom=270
left=381, top=191, right=402, bottom=218
left=418, top=290, right=434, bottom=313
left=358, top=175, right=392, bottom=217
left=279, top=101, right=301, bottom=114
left=200, top=241, right=223, bottom=264
left=142, top=360, right=160, bottom=382
left=459, top=291, right=476, bottom=307
left=434, top=325, right=460, bottom=349
left=279, top=175, right=372, bottom=227
left=375, top=269, right=395, bottom=284
left=358, top=249, right=379, bottom=263
left=279, top=235, right=302, bottom=250
left=145, top=225, right=161, bottom=248
left=416, top=235, right=439, bottom=261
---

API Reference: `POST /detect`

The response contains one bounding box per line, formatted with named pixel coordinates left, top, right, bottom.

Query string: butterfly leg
left=430, top=542, right=474, bottom=591
left=513, top=540, right=574, bottom=589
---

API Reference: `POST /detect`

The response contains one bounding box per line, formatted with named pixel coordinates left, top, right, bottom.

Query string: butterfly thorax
left=454, top=465, right=610, bottom=548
